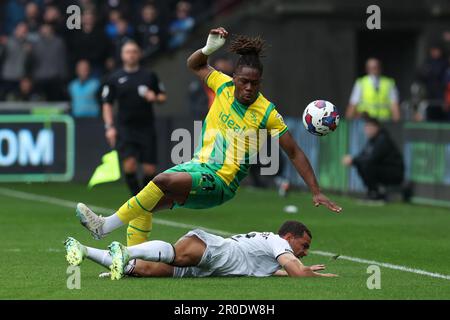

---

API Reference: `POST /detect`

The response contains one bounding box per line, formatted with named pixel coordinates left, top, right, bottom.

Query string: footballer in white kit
left=64, top=220, right=337, bottom=279
left=173, top=229, right=297, bottom=278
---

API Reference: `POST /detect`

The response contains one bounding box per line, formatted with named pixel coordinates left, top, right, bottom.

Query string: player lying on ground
left=75, top=27, right=342, bottom=248
left=65, top=220, right=337, bottom=279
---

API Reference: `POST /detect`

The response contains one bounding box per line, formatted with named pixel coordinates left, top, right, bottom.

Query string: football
left=302, top=100, right=340, bottom=136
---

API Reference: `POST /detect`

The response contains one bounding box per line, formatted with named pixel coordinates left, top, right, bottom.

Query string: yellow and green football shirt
left=191, top=69, right=288, bottom=192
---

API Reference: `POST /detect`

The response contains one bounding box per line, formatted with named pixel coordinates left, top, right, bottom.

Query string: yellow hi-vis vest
left=356, top=75, right=395, bottom=120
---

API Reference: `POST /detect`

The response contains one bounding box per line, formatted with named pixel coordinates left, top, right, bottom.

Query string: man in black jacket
left=342, top=117, right=404, bottom=201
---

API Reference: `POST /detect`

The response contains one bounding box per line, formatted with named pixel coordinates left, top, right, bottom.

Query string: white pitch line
left=312, top=251, right=450, bottom=280
left=1, top=187, right=449, bottom=281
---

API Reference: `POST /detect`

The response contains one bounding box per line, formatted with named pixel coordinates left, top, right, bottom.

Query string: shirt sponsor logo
left=219, top=111, right=247, bottom=133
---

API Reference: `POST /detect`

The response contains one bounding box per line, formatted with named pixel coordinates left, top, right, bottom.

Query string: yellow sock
left=127, top=213, right=152, bottom=246
left=117, top=181, right=164, bottom=224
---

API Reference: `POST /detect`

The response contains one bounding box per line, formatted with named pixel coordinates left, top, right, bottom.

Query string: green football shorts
left=163, top=161, right=236, bottom=209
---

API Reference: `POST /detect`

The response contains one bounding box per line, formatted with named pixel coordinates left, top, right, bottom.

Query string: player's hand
left=210, top=27, right=228, bottom=38
left=105, top=127, right=117, bottom=148
left=145, top=90, right=157, bottom=102
left=201, top=27, right=228, bottom=55
left=313, top=193, right=342, bottom=213
left=318, top=273, right=339, bottom=277
left=310, top=264, right=326, bottom=272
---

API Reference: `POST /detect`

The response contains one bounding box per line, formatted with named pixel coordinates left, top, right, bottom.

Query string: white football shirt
left=227, top=231, right=295, bottom=277
left=173, top=230, right=294, bottom=278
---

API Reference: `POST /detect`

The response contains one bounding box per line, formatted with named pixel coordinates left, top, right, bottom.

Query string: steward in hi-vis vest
left=346, top=58, right=401, bottom=122
left=356, top=75, right=396, bottom=120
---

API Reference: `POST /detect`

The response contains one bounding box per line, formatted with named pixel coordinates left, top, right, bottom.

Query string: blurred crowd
left=413, top=36, right=450, bottom=122
left=0, top=0, right=224, bottom=114
left=0, top=0, right=448, bottom=123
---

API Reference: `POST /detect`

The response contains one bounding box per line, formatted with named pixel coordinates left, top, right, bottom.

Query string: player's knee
left=152, top=173, right=173, bottom=192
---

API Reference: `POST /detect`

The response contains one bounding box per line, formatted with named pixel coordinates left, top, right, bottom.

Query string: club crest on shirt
left=250, top=111, right=258, bottom=125
left=118, top=76, right=128, bottom=84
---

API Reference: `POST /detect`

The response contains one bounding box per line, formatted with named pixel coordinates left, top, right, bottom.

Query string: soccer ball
left=302, top=100, right=340, bottom=136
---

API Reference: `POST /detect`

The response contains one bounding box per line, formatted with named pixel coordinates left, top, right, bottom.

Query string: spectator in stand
left=112, top=19, right=135, bottom=65
left=42, top=5, right=65, bottom=37
left=419, top=45, right=448, bottom=100
left=98, top=0, right=132, bottom=22
left=67, top=11, right=111, bottom=77
left=442, top=31, right=450, bottom=59
left=418, top=44, right=449, bottom=121
left=69, top=60, right=101, bottom=118
left=444, top=56, right=450, bottom=121
left=137, top=3, right=166, bottom=60
left=24, top=2, right=41, bottom=42
left=0, top=22, right=32, bottom=100
left=105, top=9, right=124, bottom=40
left=168, top=1, right=195, bottom=49
left=4, top=0, right=27, bottom=35
left=31, top=24, right=67, bottom=101
left=6, top=76, right=42, bottom=101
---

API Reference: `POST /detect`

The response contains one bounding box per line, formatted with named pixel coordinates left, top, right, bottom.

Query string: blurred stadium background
left=0, top=0, right=450, bottom=299
left=1, top=0, right=450, bottom=204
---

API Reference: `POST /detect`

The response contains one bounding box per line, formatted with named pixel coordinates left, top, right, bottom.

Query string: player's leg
left=108, top=233, right=206, bottom=280
left=127, top=214, right=153, bottom=246
left=117, top=127, right=141, bottom=196
left=126, top=128, right=158, bottom=245
left=125, top=154, right=157, bottom=246
left=133, top=260, right=174, bottom=277
left=126, top=194, right=176, bottom=246
left=105, top=167, right=235, bottom=240
left=138, top=125, right=158, bottom=188
left=123, top=156, right=140, bottom=196
left=115, top=172, right=192, bottom=224
left=64, top=237, right=136, bottom=274
left=76, top=172, right=191, bottom=240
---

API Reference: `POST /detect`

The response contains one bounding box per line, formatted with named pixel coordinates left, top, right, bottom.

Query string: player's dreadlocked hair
left=228, top=35, right=266, bottom=75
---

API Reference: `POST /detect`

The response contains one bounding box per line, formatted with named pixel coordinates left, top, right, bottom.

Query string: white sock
left=86, top=247, right=111, bottom=268
left=128, top=240, right=175, bottom=264
left=103, top=214, right=124, bottom=234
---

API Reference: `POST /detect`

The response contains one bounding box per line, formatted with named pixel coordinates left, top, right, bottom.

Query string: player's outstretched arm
left=278, top=253, right=338, bottom=278
left=187, top=27, right=228, bottom=81
left=279, top=131, right=342, bottom=214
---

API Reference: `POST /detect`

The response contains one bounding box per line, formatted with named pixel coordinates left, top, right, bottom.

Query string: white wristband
left=201, top=33, right=226, bottom=56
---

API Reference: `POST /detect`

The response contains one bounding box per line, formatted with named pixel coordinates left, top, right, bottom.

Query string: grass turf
left=0, top=182, right=449, bottom=299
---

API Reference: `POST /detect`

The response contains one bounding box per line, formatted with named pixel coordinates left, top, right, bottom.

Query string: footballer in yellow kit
left=164, top=68, right=288, bottom=209
left=74, top=27, right=342, bottom=253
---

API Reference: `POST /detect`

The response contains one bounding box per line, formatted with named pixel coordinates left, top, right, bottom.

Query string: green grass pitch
left=0, top=182, right=449, bottom=300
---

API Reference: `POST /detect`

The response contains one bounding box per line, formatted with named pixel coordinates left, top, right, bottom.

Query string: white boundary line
left=1, top=187, right=449, bottom=281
